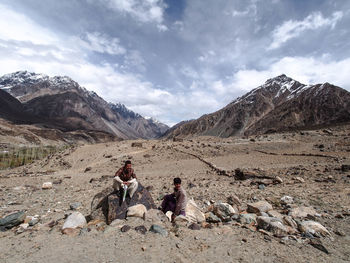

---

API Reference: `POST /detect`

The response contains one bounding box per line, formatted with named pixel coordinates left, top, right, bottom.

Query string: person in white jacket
left=113, top=160, right=138, bottom=198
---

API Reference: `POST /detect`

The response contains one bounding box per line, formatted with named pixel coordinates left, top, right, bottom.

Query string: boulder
left=42, top=182, right=53, bottom=189
left=205, top=212, right=221, bottom=223
left=247, top=201, right=273, bottom=214
left=211, top=203, right=238, bottom=222
left=145, top=209, right=169, bottom=224
left=62, top=212, right=87, bottom=230
left=257, top=216, right=290, bottom=237
left=127, top=204, right=147, bottom=218
left=289, top=206, right=317, bottom=219
left=298, top=221, right=331, bottom=237
left=238, top=213, right=257, bottom=225
left=0, top=211, right=26, bottom=230
left=149, top=224, right=168, bottom=237
left=185, top=199, right=205, bottom=223
left=89, top=183, right=156, bottom=224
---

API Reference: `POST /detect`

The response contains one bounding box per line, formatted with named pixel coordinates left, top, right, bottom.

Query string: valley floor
left=1, top=126, right=350, bottom=263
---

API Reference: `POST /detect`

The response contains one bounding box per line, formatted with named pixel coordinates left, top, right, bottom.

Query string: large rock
left=238, top=213, right=257, bottom=225
left=149, top=224, right=168, bottom=237
left=145, top=209, right=169, bottom=224
left=127, top=204, right=147, bottom=218
left=247, top=201, right=273, bottom=214
left=298, top=221, right=331, bottom=237
left=211, top=203, right=238, bottom=221
left=257, top=216, right=291, bottom=237
left=62, top=212, right=87, bottom=230
left=185, top=199, right=205, bottom=223
left=0, top=211, right=26, bottom=230
left=89, top=184, right=156, bottom=224
left=289, top=206, right=317, bottom=219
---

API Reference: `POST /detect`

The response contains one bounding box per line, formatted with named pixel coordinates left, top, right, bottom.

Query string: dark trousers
left=161, top=194, right=185, bottom=216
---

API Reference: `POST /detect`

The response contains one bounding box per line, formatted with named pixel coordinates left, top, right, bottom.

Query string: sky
left=0, top=0, right=349, bottom=126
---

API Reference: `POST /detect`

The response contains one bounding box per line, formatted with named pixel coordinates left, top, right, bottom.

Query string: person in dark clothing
left=113, top=160, right=138, bottom=198
left=161, top=177, right=187, bottom=221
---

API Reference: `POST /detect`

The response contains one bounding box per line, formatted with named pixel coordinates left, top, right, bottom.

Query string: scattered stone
left=42, top=182, right=53, bottom=189
left=341, top=164, right=350, bottom=172
left=205, top=212, right=221, bottom=223
left=131, top=142, right=143, bottom=147
left=335, top=214, right=344, bottom=219
left=289, top=206, right=317, bottom=219
left=227, top=194, right=241, bottom=207
left=28, top=217, right=39, bottom=226
left=267, top=210, right=283, bottom=220
left=53, top=179, right=62, bottom=185
left=185, top=199, right=206, bottom=223
left=42, top=220, right=57, bottom=228
left=135, top=225, right=147, bottom=234
left=121, top=225, right=131, bottom=232
left=294, top=177, right=305, bottom=183
left=247, top=201, right=273, bottom=214
left=274, top=176, right=283, bottom=184
left=0, top=211, right=26, bottom=230
left=280, top=196, right=294, bottom=205
left=149, top=224, right=168, bottom=237
left=188, top=223, right=201, bottom=230
left=16, top=223, right=29, bottom=234
left=283, top=216, right=298, bottom=229
left=84, top=167, right=92, bottom=172
left=127, top=204, right=147, bottom=218
left=257, top=216, right=292, bottom=237
left=70, top=202, right=82, bottom=210
left=298, top=221, right=331, bottom=237
left=238, top=214, right=257, bottom=225
left=62, top=228, right=80, bottom=236
left=309, top=239, right=329, bottom=254
left=258, top=184, right=265, bottom=190
left=334, top=230, right=345, bottom=236
left=211, top=203, right=238, bottom=222
left=62, top=212, right=87, bottom=230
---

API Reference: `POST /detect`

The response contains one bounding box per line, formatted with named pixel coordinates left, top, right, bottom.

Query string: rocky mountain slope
left=0, top=71, right=168, bottom=139
left=165, top=75, right=350, bottom=138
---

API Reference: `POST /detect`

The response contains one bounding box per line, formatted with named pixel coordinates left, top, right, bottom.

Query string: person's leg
left=161, top=194, right=176, bottom=213
left=128, top=180, right=138, bottom=198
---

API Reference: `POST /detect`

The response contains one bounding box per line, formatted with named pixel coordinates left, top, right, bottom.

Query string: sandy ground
left=1, top=126, right=350, bottom=263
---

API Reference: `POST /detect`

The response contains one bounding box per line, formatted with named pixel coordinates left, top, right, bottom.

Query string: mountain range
left=165, top=74, right=350, bottom=138
left=0, top=71, right=168, bottom=140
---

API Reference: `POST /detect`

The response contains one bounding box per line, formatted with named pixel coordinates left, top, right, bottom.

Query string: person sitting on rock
left=161, top=177, right=187, bottom=221
left=113, top=160, right=138, bottom=199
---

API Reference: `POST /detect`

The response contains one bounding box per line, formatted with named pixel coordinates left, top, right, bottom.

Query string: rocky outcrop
left=89, top=184, right=156, bottom=224
left=165, top=75, right=350, bottom=138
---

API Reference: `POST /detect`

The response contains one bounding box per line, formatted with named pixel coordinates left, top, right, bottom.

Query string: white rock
left=165, top=211, right=173, bottom=221
left=42, top=182, right=53, bottom=189
left=280, top=196, right=294, bottom=205
left=62, top=212, right=86, bottom=230
left=127, top=204, right=147, bottom=218
left=299, top=221, right=331, bottom=237
left=185, top=199, right=206, bottom=223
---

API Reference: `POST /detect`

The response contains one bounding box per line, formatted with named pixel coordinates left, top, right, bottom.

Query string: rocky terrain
left=0, top=125, right=349, bottom=262
left=0, top=71, right=169, bottom=140
left=165, top=75, right=350, bottom=138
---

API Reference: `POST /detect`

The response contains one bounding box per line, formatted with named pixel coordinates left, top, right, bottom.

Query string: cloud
left=76, top=32, right=126, bottom=55
left=100, top=0, right=167, bottom=24
left=229, top=56, right=350, bottom=91
left=269, top=11, right=343, bottom=49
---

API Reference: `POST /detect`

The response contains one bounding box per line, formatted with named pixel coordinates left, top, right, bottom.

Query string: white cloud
left=269, top=11, right=343, bottom=49
left=229, top=56, right=350, bottom=91
left=101, top=0, right=166, bottom=24
left=76, top=32, right=126, bottom=55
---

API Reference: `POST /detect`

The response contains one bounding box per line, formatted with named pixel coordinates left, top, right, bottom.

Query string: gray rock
left=205, top=212, right=221, bottom=223
left=257, top=216, right=290, bottom=237
left=238, top=214, right=257, bottom=225
left=280, top=196, right=294, bottom=205
left=28, top=217, right=39, bottom=226
left=247, top=201, right=273, bottom=214
left=62, top=212, right=87, bottom=230
left=267, top=210, right=284, bottom=220
left=149, top=224, right=168, bottom=237
left=70, top=202, right=82, bottom=210
left=0, top=211, right=26, bottom=230
left=258, top=184, right=265, bottom=190
left=212, top=203, right=237, bottom=222
left=289, top=206, right=317, bottom=219
left=298, top=220, right=331, bottom=237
